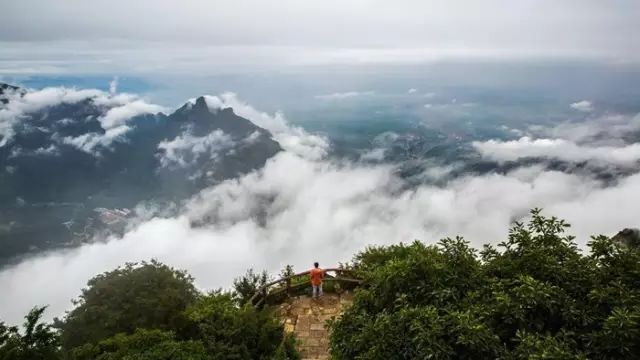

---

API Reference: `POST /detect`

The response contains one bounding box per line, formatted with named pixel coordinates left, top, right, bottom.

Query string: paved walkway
left=276, top=292, right=353, bottom=360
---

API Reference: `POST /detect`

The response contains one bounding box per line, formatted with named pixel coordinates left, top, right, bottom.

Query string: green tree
left=57, top=260, right=198, bottom=351
left=2, top=261, right=300, bottom=359
left=329, top=209, right=640, bottom=359
left=70, top=329, right=207, bottom=360
left=0, top=306, right=61, bottom=360
left=184, top=290, right=298, bottom=359
left=233, top=268, right=270, bottom=306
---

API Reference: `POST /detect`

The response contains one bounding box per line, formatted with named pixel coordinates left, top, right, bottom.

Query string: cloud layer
left=473, top=137, right=640, bottom=167
left=474, top=111, right=640, bottom=168
left=0, top=86, right=164, bottom=152
left=2, top=0, right=639, bottom=62
left=2, top=94, right=640, bottom=326
left=158, top=130, right=234, bottom=168
left=314, top=91, right=375, bottom=100
left=202, top=93, right=329, bottom=160
left=570, top=100, right=594, bottom=113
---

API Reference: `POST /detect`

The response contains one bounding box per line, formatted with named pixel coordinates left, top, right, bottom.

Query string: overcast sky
left=1, top=0, right=639, bottom=75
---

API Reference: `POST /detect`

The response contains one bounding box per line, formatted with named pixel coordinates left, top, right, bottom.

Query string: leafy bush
left=57, top=260, right=198, bottom=350
left=0, top=307, right=60, bottom=360
left=184, top=290, right=290, bottom=359
left=233, top=268, right=270, bottom=305
left=48, top=259, right=298, bottom=359
left=70, top=329, right=207, bottom=360
left=271, top=333, right=300, bottom=360
left=329, top=209, right=640, bottom=359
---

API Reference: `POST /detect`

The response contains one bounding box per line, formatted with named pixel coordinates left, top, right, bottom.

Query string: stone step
left=277, top=292, right=353, bottom=359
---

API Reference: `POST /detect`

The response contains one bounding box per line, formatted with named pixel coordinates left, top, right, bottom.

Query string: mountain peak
left=0, top=83, right=22, bottom=104
left=0, top=87, right=282, bottom=261
left=169, top=96, right=274, bottom=142
left=174, top=96, right=211, bottom=115
left=194, top=96, right=208, bottom=110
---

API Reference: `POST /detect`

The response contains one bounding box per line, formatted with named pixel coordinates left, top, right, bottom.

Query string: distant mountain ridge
left=0, top=84, right=281, bottom=262
left=0, top=83, right=22, bottom=104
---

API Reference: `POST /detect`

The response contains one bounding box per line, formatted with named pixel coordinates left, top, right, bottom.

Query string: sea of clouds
left=1, top=89, right=639, bottom=325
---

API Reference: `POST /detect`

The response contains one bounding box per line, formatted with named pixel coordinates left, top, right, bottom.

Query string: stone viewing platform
left=276, top=292, right=353, bottom=360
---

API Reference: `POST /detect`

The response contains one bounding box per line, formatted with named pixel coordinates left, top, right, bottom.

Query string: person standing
left=310, top=262, right=324, bottom=298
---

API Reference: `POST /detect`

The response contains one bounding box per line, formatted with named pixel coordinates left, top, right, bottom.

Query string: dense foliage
left=233, top=269, right=270, bottom=306
left=4, top=209, right=639, bottom=359
left=57, top=260, right=199, bottom=350
left=329, top=209, right=640, bottom=359
left=184, top=291, right=298, bottom=360
left=1, top=260, right=298, bottom=359
left=70, top=329, right=207, bottom=360
left=0, top=307, right=59, bottom=360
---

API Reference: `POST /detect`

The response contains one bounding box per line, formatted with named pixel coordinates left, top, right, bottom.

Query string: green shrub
left=329, top=209, right=640, bottom=359
left=0, top=307, right=61, bottom=360
left=184, top=290, right=292, bottom=359
left=57, top=260, right=198, bottom=351
left=70, top=329, right=207, bottom=360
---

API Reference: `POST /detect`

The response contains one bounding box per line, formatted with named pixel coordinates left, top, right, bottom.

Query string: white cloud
left=2, top=94, right=640, bottom=326
left=63, top=125, right=132, bottom=153
left=18, top=87, right=104, bottom=109
left=92, top=93, right=139, bottom=107
left=8, top=144, right=59, bottom=158
left=3, top=150, right=640, bottom=325
left=545, top=113, right=640, bottom=144
left=98, top=100, right=163, bottom=129
left=371, top=131, right=401, bottom=147
left=473, top=136, right=640, bottom=167
left=109, top=76, right=119, bottom=95
left=408, top=88, right=418, bottom=94
left=243, top=130, right=261, bottom=144
left=0, top=86, right=164, bottom=152
left=57, top=118, right=75, bottom=125
left=158, top=130, right=234, bottom=168
left=570, top=100, right=594, bottom=113
left=360, top=148, right=386, bottom=162
left=33, top=144, right=59, bottom=155
left=418, top=163, right=462, bottom=182
left=0, top=87, right=103, bottom=146
left=314, top=91, right=374, bottom=100
left=202, top=93, right=329, bottom=160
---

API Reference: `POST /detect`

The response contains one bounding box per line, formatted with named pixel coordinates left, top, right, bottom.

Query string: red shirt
left=310, top=268, right=324, bottom=286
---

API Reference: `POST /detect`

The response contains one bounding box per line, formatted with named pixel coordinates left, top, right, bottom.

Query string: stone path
left=277, top=292, right=353, bottom=360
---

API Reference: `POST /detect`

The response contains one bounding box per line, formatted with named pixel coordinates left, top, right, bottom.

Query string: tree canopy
left=0, top=307, right=59, bottom=360
left=329, top=209, right=640, bottom=359
left=0, top=259, right=298, bottom=359
left=2, top=209, right=639, bottom=359
left=57, top=260, right=199, bottom=350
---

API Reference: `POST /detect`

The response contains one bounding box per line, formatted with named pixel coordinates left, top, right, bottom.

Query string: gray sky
left=1, top=0, right=639, bottom=75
